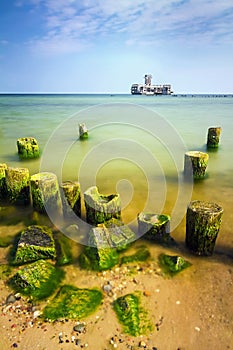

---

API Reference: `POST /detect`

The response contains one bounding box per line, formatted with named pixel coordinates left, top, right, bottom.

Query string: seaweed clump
left=158, top=254, right=191, bottom=276
left=43, top=285, right=103, bottom=321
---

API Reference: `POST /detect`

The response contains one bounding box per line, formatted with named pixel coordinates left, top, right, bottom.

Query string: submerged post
left=5, top=167, right=30, bottom=205
left=17, top=137, right=40, bottom=159
left=207, top=127, right=221, bottom=148
left=0, top=163, right=7, bottom=201
left=79, top=123, right=88, bottom=140
left=186, top=200, right=223, bottom=256
left=60, top=181, right=81, bottom=218
left=137, top=212, right=172, bottom=244
left=184, top=151, right=209, bottom=180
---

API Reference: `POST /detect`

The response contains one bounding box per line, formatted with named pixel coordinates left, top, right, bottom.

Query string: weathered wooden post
left=79, top=123, right=88, bottom=140
left=186, top=200, right=223, bottom=256
left=207, top=127, right=221, bottom=148
left=184, top=151, right=209, bottom=180
left=60, top=181, right=81, bottom=218
left=84, top=186, right=121, bottom=225
left=0, top=163, right=7, bottom=200
left=5, top=167, right=30, bottom=205
left=30, top=172, right=62, bottom=215
left=137, top=212, right=172, bottom=243
left=17, top=137, right=40, bottom=159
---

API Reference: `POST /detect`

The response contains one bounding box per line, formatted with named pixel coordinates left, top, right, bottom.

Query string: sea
left=0, top=93, right=232, bottom=255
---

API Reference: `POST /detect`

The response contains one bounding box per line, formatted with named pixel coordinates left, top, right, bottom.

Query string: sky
left=0, top=0, right=233, bottom=93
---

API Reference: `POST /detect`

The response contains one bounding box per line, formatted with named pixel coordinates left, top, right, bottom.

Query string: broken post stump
left=0, top=163, right=7, bottom=200
left=5, top=167, right=30, bottom=205
left=207, top=127, right=221, bottom=148
left=79, top=123, right=88, bottom=140
left=186, top=200, right=223, bottom=256
left=84, top=186, right=121, bottom=225
left=137, top=212, right=172, bottom=244
left=184, top=151, right=209, bottom=180
left=17, top=137, right=40, bottom=159
left=30, top=172, right=62, bottom=215
left=60, top=181, right=81, bottom=218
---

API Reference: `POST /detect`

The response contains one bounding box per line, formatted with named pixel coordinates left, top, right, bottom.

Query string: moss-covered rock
left=207, top=127, right=221, bottom=148
left=43, top=285, right=103, bottom=321
left=186, top=200, right=223, bottom=256
left=79, top=123, right=88, bottom=140
left=60, top=181, right=81, bottom=218
left=113, top=293, right=152, bottom=336
left=30, top=172, right=62, bottom=215
left=54, top=232, right=73, bottom=266
left=9, top=259, right=64, bottom=299
left=138, top=212, right=173, bottom=244
left=13, top=225, right=56, bottom=265
left=184, top=151, right=209, bottom=180
left=84, top=186, right=121, bottom=225
left=158, top=254, right=191, bottom=276
left=17, top=137, right=40, bottom=159
left=5, top=167, right=30, bottom=205
left=0, top=163, right=7, bottom=200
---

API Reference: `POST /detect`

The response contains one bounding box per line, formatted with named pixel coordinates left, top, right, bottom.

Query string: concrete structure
left=131, top=74, right=173, bottom=95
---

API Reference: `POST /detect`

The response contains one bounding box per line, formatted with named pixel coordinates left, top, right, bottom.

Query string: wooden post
left=186, top=200, right=223, bottom=256
left=30, top=172, right=62, bottom=215
left=60, top=181, right=81, bottom=218
left=79, top=123, right=88, bottom=140
left=137, top=212, right=172, bottom=243
left=84, top=186, right=121, bottom=225
left=184, top=151, right=209, bottom=180
left=0, top=163, right=7, bottom=201
left=5, top=167, right=30, bottom=205
left=207, top=127, right=221, bottom=148
left=17, top=137, right=40, bottom=159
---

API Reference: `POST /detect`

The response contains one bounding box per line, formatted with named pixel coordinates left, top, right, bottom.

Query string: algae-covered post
left=60, top=181, right=81, bottom=218
left=137, top=212, right=172, bottom=244
left=0, top=163, right=7, bottom=200
left=30, top=172, right=62, bottom=216
left=184, top=151, right=209, bottom=180
left=84, top=186, right=121, bottom=225
left=79, top=123, right=88, bottom=140
left=17, top=137, right=40, bottom=159
left=186, top=200, right=223, bottom=256
left=207, top=127, right=221, bottom=148
left=5, top=167, right=30, bottom=205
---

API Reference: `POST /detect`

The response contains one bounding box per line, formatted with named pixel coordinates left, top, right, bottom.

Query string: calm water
left=0, top=94, right=233, bottom=254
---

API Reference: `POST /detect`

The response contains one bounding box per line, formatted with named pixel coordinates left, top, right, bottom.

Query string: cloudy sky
left=0, top=0, right=233, bottom=93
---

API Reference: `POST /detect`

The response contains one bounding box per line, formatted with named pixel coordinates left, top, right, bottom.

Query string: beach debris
left=30, top=172, right=62, bottom=215
left=17, top=137, right=40, bottom=159
left=158, top=254, right=191, bottom=276
left=43, top=285, right=103, bottom=320
left=12, top=225, right=56, bottom=265
left=0, top=163, right=7, bottom=200
left=79, top=123, right=88, bottom=140
left=9, top=259, right=64, bottom=299
left=137, top=212, right=174, bottom=245
left=84, top=186, right=121, bottom=225
left=5, top=166, right=30, bottom=205
left=60, top=181, right=81, bottom=218
left=186, top=200, right=223, bottom=256
left=207, top=126, right=221, bottom=148
left=113, top=293, right=153, bottom=336
left=184, top=151, right=209, bottom=180
left=54, top=231, right=73, bottom=266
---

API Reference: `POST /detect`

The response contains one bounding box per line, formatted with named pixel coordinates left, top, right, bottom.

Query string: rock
left=5, top=293, right=16, bottom=304
left=73, top=323, right=86, bottom=333
left=9, top=259, right=64, bottom=299
left=30, top=172, right=62, bottom=215
left=158, top=254, right=191, bottom=276
left=79, top=123, right=88, bottom=140
left=60, top=181, right=81, bottom=218
left=84, top=186, right=121, bottom=225
left=17, top=137, right=40, bottom=159
left=5, top=167, right=30, bottom=205
left=13, top=225, right=56, bottom=265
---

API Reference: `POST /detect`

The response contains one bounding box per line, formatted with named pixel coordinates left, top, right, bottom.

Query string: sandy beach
left=1, top=229, right=232, bottom=350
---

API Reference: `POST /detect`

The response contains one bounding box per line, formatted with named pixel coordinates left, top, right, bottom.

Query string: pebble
left=139, top=340, right=147, bottom=347
left=103, top=284, right=113, bottom=294
left=5, top=294, right=16, bottom=305
left=73, top=323, right=86, bottom=333
left=195, top=326, right=200, bottom=332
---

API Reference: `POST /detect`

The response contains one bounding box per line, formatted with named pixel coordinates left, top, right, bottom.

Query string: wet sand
left=0, top=233, right=232, bottom=350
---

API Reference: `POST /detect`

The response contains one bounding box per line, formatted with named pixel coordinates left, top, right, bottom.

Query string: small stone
left=12, top=343, right=18, bottom=348
left=103, top=284, right=113, bottom=294
left=143, top=290, right=151, bottom=297
left=195, top=326, right=200, bottom=332
left=73, top=323, right=86, bottom=333
left=6, top=294, right=16, bottom=305
left=176, top=300, right=181, bottom=305
left=139, top=340, right=147, bottom=348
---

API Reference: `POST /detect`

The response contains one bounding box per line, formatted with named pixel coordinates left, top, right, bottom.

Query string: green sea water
left=0, top=94, right=232, bottom=255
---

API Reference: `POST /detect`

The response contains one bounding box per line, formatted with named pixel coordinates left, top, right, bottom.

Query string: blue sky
left=0, top=0, right=233, bottom=93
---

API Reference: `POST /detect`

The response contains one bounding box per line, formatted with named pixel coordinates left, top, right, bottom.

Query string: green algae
left=43, top=285, right=103, bottom=321
left=79, top=245, right=119, bottom=271
left=17, top=137, right=40, bottom=159
left=120, top=246, right=150, bottom=265
left=113, top=293, right=153, bottom=336
left=0, top=235, right=14, bottom=247
left=12, top=225, right=56, bottom=265
left=9, top=259, right=64, bottom=300
left=0, top=264, right=13, bottom=280
left=54, top=232, right=73, bottom=266
left=158, top=254, right=191, bottom=276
